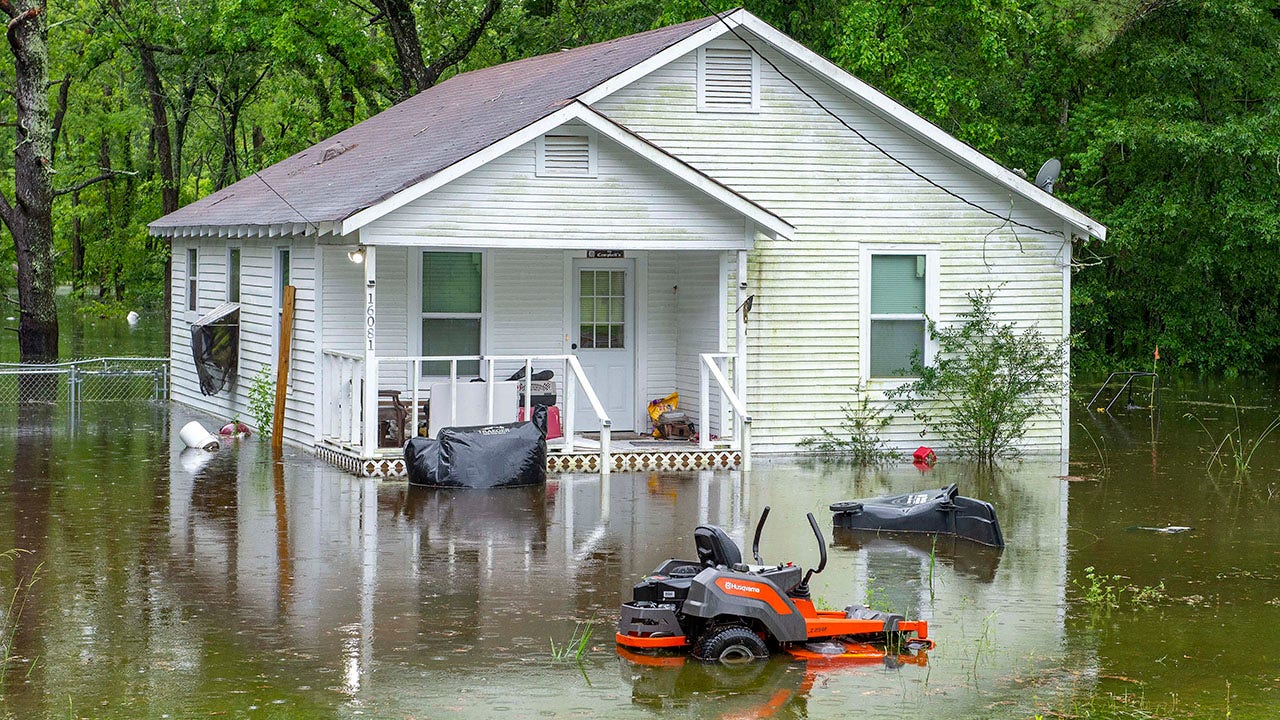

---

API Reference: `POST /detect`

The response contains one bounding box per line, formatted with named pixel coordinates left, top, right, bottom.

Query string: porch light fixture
left=347, top=246, right=365, bottom=264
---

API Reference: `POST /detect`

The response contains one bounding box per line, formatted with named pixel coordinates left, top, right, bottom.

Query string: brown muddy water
left=0, top=378, right=1278, bottom=718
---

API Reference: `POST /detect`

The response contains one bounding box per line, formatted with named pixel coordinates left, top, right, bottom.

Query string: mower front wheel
left=693, top=625, right=768, bottom=664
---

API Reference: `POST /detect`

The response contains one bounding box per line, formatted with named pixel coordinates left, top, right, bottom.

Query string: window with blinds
left=698, top=46, right=758, bottom=111
left=422, top=251, right=483, bottom=376
left=869, top=254, right=927, bottom=378
left=536, top=134, right=595, bottom=177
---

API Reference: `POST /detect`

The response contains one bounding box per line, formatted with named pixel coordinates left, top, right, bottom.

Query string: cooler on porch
left=518, top=405, right=563, bottom=440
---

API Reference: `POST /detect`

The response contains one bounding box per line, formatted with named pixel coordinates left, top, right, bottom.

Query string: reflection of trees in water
left=6, top=404, right=52, bottom=714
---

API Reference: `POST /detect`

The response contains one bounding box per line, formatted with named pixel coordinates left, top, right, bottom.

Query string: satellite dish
left=1034, top=158, right=1061, bottom=194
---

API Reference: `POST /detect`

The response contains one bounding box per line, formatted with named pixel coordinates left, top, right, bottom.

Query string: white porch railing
left=323, top=352, right=613, bottom=474
left=320, top=350, right=364, bottom=447
left=699, top=352, right=751, bottom=471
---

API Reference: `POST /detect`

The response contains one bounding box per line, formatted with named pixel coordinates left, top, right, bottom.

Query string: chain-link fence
left=0, top=357, right=169, bottom=405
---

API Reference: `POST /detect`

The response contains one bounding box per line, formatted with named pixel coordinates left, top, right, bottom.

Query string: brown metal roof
left=150, top=15, right=723, bottom=233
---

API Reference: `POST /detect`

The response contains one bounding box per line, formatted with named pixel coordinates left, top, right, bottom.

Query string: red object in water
left=220, top=422, right=251, bottom=437
left=912, top=446, right=936, bottom=465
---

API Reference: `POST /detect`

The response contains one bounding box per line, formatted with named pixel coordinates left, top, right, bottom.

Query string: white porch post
left=736, top=249, right=751, bottom=472
left=361, top=245, right=379, bottom=457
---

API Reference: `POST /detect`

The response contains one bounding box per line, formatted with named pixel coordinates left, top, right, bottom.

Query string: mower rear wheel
left=693, top=625, right=768, bottom=664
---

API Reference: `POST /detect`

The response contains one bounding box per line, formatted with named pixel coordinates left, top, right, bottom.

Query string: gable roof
left=150, top=9, right=1105, bottom=241
left=149, top=14, right=724, bottom=236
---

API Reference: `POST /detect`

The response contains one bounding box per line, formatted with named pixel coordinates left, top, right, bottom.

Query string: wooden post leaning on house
left=272, top=285, right=297, bottom=451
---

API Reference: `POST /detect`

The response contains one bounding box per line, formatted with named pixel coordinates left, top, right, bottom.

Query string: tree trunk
left=373, top=0, right=431, bottom=98
left=1, top=0, right=58, bottom=386
left=71, top=188, right=83, bottom=296
left=139, top=45, right=178, bottom=355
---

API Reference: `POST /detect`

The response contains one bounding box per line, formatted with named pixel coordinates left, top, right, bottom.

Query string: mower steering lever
left=752, top=506, right=770, bottom=565
left=798, top=512, right=828, bottom=590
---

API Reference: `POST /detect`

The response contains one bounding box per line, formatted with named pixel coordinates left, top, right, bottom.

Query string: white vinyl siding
left=361, top=121, right=748, bottom=249
left=596, top=34, right=1069, bottom=454
left=170, top=237, right=320, bottom=449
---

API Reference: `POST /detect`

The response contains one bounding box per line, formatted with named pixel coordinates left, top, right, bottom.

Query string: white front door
left=572, top=259, right=635, bottom=432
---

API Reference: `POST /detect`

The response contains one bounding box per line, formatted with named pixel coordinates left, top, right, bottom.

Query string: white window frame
left=535, top=131, right=597, bottom=178
left=412, top=249, right=488, bottom=379
left=185, top=247, right=198, bottom=314
left=272, top=245, right=291, bottom=362
left=226, top=246, right=241, bottom=303
left=696, top=45, right=760, bottom=113
left=859, top=245, right=939, bottom=384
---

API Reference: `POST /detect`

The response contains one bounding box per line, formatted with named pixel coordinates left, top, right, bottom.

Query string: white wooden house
left=151, top=10, right=1105, bottom=476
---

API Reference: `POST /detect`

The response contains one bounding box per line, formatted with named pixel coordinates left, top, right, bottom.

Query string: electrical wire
left=694, top=4, right=1069, bottom=240
left=252, top=172, right=319, bottom=235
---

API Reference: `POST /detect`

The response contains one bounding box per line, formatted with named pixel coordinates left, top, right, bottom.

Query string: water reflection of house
left=151, top=9, right=1104, bottom=478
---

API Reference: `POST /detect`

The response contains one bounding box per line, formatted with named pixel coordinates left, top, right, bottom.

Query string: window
left=422, top=252, right=482, bottom=376
left=273, top=247, right=291, bottom=359
left=536, top=133, right=595, bottom=177
left=697, top=46, right=758, bottom=111
left=868, top=253, right=930, bottom=378
left=186, top=248, right=198, bottom=312
left=579, top=270, right=625, bottom=349
left=227, top=248, right=241, bottom=303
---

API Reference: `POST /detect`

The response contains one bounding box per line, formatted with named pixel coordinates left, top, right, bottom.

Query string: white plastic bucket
left=179, top=421, right=221, bottom=451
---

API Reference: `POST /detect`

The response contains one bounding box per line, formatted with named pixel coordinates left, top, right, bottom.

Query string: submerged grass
left=1186, top=397, right=1280, bottom=477
left=549, top=618, right=596, bottom=662
left=1, top=550, right=40, bottom=673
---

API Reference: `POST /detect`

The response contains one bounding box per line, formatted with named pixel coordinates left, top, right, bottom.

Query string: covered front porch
left=313, top=245, right=753, bottom=477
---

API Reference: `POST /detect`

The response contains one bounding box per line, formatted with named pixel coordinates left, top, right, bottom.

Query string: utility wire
left=253, top=172, right=320, bottom=235
left=695, top=4, right=1068, bottom=239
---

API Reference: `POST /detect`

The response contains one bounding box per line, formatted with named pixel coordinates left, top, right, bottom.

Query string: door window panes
left=579, top=270, right=625, bottom=349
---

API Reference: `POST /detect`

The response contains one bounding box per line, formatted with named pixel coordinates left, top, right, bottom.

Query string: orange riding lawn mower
left=615, top=508, right=934, bottom=665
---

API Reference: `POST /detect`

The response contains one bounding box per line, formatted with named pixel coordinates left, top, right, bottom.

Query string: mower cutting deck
left=615, top=508, right=932, bottom=663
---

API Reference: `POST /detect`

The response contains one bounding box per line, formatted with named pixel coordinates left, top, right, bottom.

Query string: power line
left=694, top=4, right=1067, bottom=239
left=252, top=172, right=319, bottom=234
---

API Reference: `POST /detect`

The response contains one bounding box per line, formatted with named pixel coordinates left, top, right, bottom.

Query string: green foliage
left=889, top=289, right=1065, bottom=464
left=549, top=618, right=595, bottom=661
left=246, top=365, right=275, bottom=440
left=1074, top=566, right=1168, bottom=609
left=799, top=384, right=897, bottom=464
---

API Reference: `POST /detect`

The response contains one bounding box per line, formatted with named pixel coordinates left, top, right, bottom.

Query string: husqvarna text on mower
left=616, top=508, right=933, bottom=663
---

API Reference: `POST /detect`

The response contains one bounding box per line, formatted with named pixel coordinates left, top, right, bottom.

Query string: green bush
left=247, top=365, right=275, bottom=440
left=800, top=384, right=897, bottom=465
left=888, top=289, right=1065, bottom=464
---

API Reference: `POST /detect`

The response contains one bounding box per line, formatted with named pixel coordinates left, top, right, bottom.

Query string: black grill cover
left=405, top=420, right=547, bottom=488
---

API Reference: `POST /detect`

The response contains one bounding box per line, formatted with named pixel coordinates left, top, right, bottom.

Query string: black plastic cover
left=829, top=484, right=1004, bottom=547
left=404, top=420, right=547, bottom=488
left=189, top=304, right=240, bottom=396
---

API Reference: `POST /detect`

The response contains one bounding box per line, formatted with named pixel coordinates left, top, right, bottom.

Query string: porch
left=313, top=245, right=753, bottom=477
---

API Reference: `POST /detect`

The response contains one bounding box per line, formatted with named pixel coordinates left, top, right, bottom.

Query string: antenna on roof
left=1034, top=158, right=1061, bottom=194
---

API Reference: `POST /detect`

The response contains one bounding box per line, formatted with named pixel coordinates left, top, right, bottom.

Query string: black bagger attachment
left=829, top=483, right=1004, bottom=547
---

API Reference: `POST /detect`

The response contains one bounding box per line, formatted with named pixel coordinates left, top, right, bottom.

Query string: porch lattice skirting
left=314, top=444, right=741, bottom=478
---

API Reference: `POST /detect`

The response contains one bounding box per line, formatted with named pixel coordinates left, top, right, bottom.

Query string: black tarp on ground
left=190, top=303, right=240, bottom=396
left=829, top=484, right=1004, bottom=547
left=405, top=420, right=547, bottom=488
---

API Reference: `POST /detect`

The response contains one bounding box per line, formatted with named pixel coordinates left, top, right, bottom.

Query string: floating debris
left=1126, top=525, right=1193, bottom=534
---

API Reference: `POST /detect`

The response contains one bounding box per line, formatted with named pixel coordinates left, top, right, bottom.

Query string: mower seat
left=694, top=525, right=743, bottom=568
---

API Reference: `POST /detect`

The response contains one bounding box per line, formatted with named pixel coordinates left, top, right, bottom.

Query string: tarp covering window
left=190, top=302, right=240, bottom=396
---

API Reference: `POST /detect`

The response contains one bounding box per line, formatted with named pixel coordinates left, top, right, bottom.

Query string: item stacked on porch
left=647, top=391, right=695, bottom=439
left=511, top=367, right=562, bottom=440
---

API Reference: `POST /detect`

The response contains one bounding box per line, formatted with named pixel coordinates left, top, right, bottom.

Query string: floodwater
left=0, top=379, right=1278, bottom=719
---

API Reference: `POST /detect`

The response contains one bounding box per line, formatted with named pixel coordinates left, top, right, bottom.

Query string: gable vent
left=699, top=47, right=757, bottom=111
left=537, top=134, right=595, bottom=177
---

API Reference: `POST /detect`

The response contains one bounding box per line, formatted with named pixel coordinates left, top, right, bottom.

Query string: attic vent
left=536, top=134, right=595, bottom=177
left=698, top=47, right=757, bottom=111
